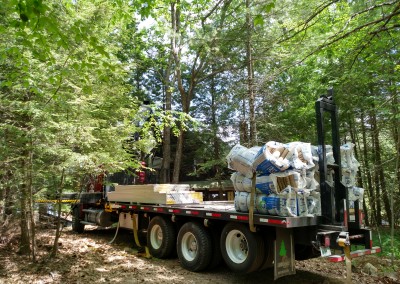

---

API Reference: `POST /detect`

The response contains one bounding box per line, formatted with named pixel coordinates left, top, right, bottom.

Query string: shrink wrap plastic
left=230, top=141, right=363, bottom=217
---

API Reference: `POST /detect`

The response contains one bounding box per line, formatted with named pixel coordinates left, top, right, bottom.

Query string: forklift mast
left=315, top=90, right=347, bottom=226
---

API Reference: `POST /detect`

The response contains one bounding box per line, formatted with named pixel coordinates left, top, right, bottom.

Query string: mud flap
left=274, top=227, right=295, bottom=280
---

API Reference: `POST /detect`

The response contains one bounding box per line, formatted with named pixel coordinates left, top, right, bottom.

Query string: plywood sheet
left=107, top=184, right=202, bottom=204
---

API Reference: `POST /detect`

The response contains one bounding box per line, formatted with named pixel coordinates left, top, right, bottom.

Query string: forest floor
left=0, top=223, right=399, bottom=284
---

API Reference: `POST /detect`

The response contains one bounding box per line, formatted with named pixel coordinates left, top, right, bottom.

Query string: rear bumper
left=328, top=246, right=381, bottom=262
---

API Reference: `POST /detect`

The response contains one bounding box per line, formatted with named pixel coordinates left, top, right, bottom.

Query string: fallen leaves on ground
left=0, top=225, right=399, bottom=284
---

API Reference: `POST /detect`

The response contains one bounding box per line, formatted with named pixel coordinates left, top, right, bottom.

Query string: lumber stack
left=107, top=184, right=203, bottom=205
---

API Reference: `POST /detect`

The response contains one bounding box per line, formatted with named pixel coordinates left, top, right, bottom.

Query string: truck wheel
left=208, top=227, right=222, bottom=269
left=72, top=206, right=85, bottom=234
left=220, top=222, right=264, bottom=273
left=177, top=222, right=212, bottom=272
left=258, top=233, right=274, bottom=270
left=147, top=216, right=176, bottom=258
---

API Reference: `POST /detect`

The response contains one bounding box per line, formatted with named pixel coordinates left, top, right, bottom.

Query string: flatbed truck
left=70, top=93, right=381, bottom=279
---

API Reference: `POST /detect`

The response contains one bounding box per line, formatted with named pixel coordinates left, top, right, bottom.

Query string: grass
left=372, top=226, right=400, bottom=259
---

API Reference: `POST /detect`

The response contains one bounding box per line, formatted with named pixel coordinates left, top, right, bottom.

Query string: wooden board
left=112, top=184, right=190, bottom=193
left=107, top=184, right=203, bottom=204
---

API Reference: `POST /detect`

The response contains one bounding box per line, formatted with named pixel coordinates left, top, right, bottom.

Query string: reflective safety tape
left=329, top=247, right=381, bottom=262
left=259, top=218, right=287, bottom=225
left=206, top=212, right=221, bottom=218
left=230, top=215, right=249, bottom=221
left=35, top=199, right=79, bottom=203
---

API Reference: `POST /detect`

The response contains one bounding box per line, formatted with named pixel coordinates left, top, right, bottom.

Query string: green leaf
left=254, top=14, right=264, bottom=26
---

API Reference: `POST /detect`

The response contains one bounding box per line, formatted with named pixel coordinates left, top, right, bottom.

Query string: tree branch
left=277, top=0, right=339, bottom=44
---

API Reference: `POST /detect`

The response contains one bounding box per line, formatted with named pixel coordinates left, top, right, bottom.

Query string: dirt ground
left=0, top=225, right=399, bottom=284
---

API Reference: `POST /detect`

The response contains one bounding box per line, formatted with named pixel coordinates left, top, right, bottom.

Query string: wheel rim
left=150, top=224, right=163, bottom=249
left=181, top=232, right=198, bottom=261
left=225, top=229, right=248, bottom=264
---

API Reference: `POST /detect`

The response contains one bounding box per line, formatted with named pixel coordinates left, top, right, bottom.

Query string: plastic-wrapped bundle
left=255, top=193, right=280, bottom=215
left=234, top=191, right=241, bottom=212
left=246, top=192, right=257, bottom=213
left=305, top=168, right=319, bottom=190
left=348, top=186, right=364, bottom=210
left=255, top=175, right=275, bottom=195
left=231, top=172, right=251, bottom=192
left=231, top=172, right=275, bottom=194
left=348, top=186, right=364, bottom=202
left=341, top=143, right=360, bottom=169
left=256, top=194, right=269, bottom=214
left=347, top=186, right=364, bottom=223
left=253, top=141, right=290, bottom=175
left=311, top=145, right=335, bottom=165
left=306, top=191, right=321, bottom=216
left=269, top=170, right=307, bottom=193
left=233, top=191, right=258, bottom=213
left=265, top=193, right=280, bottom=215
left=276, top=187, right=311, bottom=217
left=278, top=186, right=298, bottom=217
left=342, top=168, right=357, bottom=187
left=234, top=191, right=249, bottom=212
left=340, top=143, right=360, bottom=187
left=227, top=144, right=247, bottom=169
left=296, top=189, right=310, bottom=217
left=226, top=144, right=260, bottom=178
left=286, top=142, right=315, bottom=170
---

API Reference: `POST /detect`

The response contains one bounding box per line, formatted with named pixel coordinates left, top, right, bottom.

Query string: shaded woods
left=0, top=0, right=399, bottom=263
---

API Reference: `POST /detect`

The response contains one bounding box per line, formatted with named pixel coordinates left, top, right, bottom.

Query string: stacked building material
left=228, top=141, right=357, bottom=217
left=107, top=184, right=203, bottom=205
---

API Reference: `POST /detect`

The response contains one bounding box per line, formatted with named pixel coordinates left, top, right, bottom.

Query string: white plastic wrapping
left=307, top=191, right=321, bottom=216
left=286, top=142, right=315, bottom=170
left=227, top=145, right=259, bottom=178
left=231, top=172, right=251, bottom=192
left=297, top=189, right=310, bottom=216
left=278, top=186, right=298, bottom=217
left=256, top=194, right=269, bottom=214
left=269, top=170, right=307, bottom=193
left=231, top=172, right=275, bottom=194
left=265, top=193, right=280, bottom=215
left=253, top=141, right=290, bottom=175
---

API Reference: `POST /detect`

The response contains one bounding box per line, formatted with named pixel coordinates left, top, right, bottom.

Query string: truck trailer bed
left=108, top=200, right=319, bottom=228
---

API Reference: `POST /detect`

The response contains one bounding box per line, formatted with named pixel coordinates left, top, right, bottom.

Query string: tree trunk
left=172, top=131, right=184, bottom=183
left=161, top=106, right=172, bottom=183
left=2, top=130, right=14, bottom=221
left=349, top=117, right=369, bottom=226
left=360, top=110, right=375, bottom=226
left=246, top=0, right=256, bottom=147
left=161, top=6, right=175, bottom=183
left=51, top=169, right=65, bottom=258
left=370, top=108, right=391, bottom=225
left=370, top=108, right=383, bottom=226
left=2, top=171, right=14, bottom=221
left=390, top=83, right=400, bottom=195
left=210, top=69, right=223, bottom=200
left=170, top=0, right=197, bottom=183
left=19, top=155, right=31, bottom=255
left=27, top=139, right=36, bottom=262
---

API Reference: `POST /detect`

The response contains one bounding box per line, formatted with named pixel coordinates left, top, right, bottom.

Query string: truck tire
left=147, top=216, right=176, bottom=258
left=220, top=222, right=264, bottom=273
left=72, top=206, right=85, bottom=234
left=258, top=233, right=274, bottom=270
left=208, top=227, right=223, bottom=269
left=177, top=222, right=212, bottom=272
